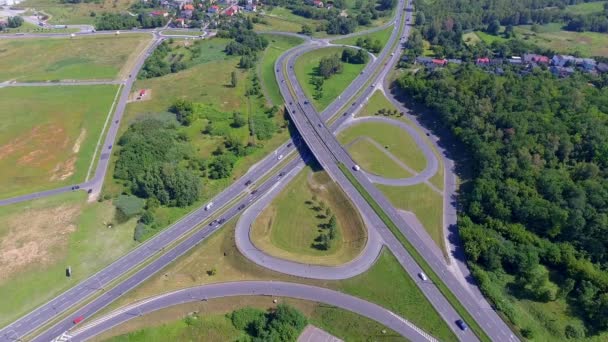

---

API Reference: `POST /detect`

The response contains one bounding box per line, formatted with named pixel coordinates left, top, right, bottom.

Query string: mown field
left=258, top=34, right=305, bottom=105
left=0, top=34, right=151, bottom=81
left=294, top=47, right=368, bottom=111
left=0, top=85, right=119, bottom=199
left=20, top=0, right=136, bottom=25
left=0, top=191, right=138, bottom=327
left=251, top=165, right=367, bottom=266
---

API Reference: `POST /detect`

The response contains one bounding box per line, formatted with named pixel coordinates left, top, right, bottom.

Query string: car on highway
left=277, top=154, right=283, bottom=160
left=245, top=180, right=252, bottom=186
left=278, top=172, right=285, bottom=178
left=251, top=189, right=258, bottom=195
left=204, top=202, right=214, bottom=210
left=287, top=142, right=293, bottom=148
left=73, top=316, right=84, bottom=324
left=353, top=164, right=361, bottom=171
left=218, top=218, right=226, bottom=224
left=418, top=272, right=428, bottom=281
left=108, top=145, right=112, bottom=149
left=456, top=319, right=468, bottom=331
left=237, top=204, right=245, bottom=210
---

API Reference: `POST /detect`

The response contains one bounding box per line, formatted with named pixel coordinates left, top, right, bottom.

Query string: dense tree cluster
left=355, top=36, right=383, bottom=53
left=114, top=118, right=201, bottom=207
left=397, top=65, right=608, bottom=334
left=341, top=48, right=369, bottom=64
left=318, top=54, right=343, bottom=78
left=138, top=41, right=188, bottom=79
left=220, top=19, right=269, bottom=69
left=169, top=99, right=196, bottom=126
left=5, top=16, right=24, bottom=28
left=229, top=304, right=308, bottom=341
left=94, top=13, right=167, bottom=30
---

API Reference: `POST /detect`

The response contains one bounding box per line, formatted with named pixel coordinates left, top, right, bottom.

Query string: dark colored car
left=218, top=218, right=226, bottom=224
left=278, top=172, right=285, bottom=177
left=251, top=189, right=258, bottom=195
left=245, top=180, right=252, bottom=186
left=287, top=143, right=293, bottom=148
left=238, top=204, right=245, bottom=210
left=455, top=320, right=468, bottom=331
left=108, top=145, right=112, bottom=149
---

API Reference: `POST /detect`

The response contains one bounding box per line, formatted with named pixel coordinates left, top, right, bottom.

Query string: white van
left=418, top=272, right=428, bottom=281
left=204, top=202, right=214, bottom=211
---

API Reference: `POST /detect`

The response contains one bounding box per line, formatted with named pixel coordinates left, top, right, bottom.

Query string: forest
left=397, top=61, right=608, bottom=337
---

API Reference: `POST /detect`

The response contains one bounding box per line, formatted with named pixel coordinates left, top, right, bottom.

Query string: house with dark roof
left=550, top=66, right=575, bottom=77
left=415, top=56, right=433, bottom=65
left=597, top=62, right=608, bottom=73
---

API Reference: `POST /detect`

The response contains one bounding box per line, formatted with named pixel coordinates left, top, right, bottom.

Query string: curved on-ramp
left=336, top=116, right=439, bottom=186
left=235, top=162, right=384, bottom=280
left=69, top=281, right=438, bottom=342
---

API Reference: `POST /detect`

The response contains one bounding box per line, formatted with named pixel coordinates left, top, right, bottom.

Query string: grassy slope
left=0, top=85, right=118, bottom=199
left=337, top=121, right=427, bottom=172
left=0, top=35, right=151, bottom=81
left=565, top=1, right=607, bottom=15
left=294, top=47, right=367, bottom=111
left=347, top=138, right=413, bottom=178
left=101, top=219, right=456, bottom=342
left=357, top=90, right=444, bottom=190
left=104, top=37, right=291, bottom=229
left=514, top=24, right=608, bottom=56
left=258, top=34, right=305, bottom=106
left=98, top=297, right=405, bottom=342
left=20, top=0, right=135, bottom=25
left=377, top=184, right=445, bottom=252
left=333, top=26, right=393, bottom=52
left=0, top=192, right=137, bottom=327
left=250, top=165, right=367, bottom=266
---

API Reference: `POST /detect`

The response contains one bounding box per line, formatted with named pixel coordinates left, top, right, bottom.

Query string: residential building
left=476, top=57, right=490, bottom=65
left=313, top=0, right=324, bottom=7
left=523, top=53, right=549, bottom=64
left=150, top=10, right=169, bottom=17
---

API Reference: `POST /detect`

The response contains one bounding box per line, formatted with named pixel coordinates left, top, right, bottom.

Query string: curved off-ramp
left=68, top=281, right=438, bottom=342
left=336, top=116, right=439, bottom=187
left=235, top=162, right=384, bottom=280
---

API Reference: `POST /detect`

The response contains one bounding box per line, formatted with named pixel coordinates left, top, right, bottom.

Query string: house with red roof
left=150, top=10, right=168, bottom=17
left=432, top=59, right=448, bottom=66
left=223, top=5, right=239, bottom=16
left=208, top=5, right=220, bottom=13
left=313, top=0, right=324, bottom=7
left=183, top=3, right=194, bottom=10
left=476, top=57, right=490, bottom=65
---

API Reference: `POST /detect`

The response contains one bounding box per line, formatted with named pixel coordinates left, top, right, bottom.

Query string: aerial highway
left=276, top=5, right=518, bottom=342
left=0, top=0, right=515, bottom=340
left=67, top=281, right=438, bottom=342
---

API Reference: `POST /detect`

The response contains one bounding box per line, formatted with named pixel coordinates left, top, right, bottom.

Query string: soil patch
left=0, top=204, right=81, bottom=283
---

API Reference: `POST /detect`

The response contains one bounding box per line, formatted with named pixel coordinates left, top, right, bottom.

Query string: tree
left=230, top=71, right=238, bottom=88
left=415, top=12, right=425, bottom=26
left=169, top=99, right=195, bottom=126
left=318, top=54, right=343, bottom=78
left=231, top=112, right=246, bottom=128
left=208, top=154, right=236, bottom=179
left=487, top=19, right=501, bottom=35
left=7, top=16, right=24, bottom=28
left=300, top=24, right=313, bottom=36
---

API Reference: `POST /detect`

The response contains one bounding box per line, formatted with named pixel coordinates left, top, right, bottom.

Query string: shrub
left=114, top=194, right=145, bottom=218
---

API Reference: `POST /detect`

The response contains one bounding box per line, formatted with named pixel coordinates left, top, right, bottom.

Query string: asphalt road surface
left=68, top=281, right=438, bottom=342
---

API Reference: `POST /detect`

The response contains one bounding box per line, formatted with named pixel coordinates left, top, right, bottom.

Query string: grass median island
left=346, top=138, right=413, bottom=178
left=377, top=184, right=445, bottom=253
left=97, top=297, right=405, bottom=342
left=0, top=35, right=151, bottom=81
left=333, top=26, right=393, bottom=52
left=0, top=85, right=118, bottom=199
left=250, top=165, right=367, bottom=266
left=337, top=121, right=427, bottom=173
left=357, top=90, right=445, bottom=190
left=294, top=46, right=368, bottom=111
left=0, top=191, right=138, bottom=327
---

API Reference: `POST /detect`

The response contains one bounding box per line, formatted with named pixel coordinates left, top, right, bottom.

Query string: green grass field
left=0, top=35, right=151, bottom=81
left=20, top=0, right=135, bottom=25
left=347, top=138, right=413, bottom=178
left=377, top=184, right=445, bottom=253
left=160, top=30, right=203, bottom=37
left=258, top=34, right=305, bottom=106
left=356, top=90, right=445, bottom=190
left=253, top=14, right=309, bottom=34
left=0, top=85, right=118, bottom=199
left=337, top=121, right=427, bottom=173
left=100, top=297, right=405, bottom=342
left=104, top=36, right=292, bottom=235
left=514, top=24, right=608, bottom=56
left=251, top=165, right=367, bottom=265
left=565, top=1, right=607, bottom=15
left=0, top=191, right=138, bottom=327
left=333, top=26, right=393, bottom=52
left=294, top=47, right=368, bottom=111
